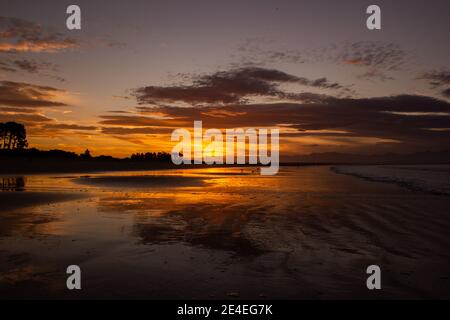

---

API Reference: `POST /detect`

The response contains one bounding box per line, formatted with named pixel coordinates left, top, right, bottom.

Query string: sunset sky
left=1, top=0, right=449, bottom=159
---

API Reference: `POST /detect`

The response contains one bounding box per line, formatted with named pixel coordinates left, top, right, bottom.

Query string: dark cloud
left=236, top=39, right=408, bottom=78
left=0, top=111, right=98, bottom=140
left=0, top=79, right=95, bottom=138
left=442, top=88, right=450, bottom=98
left=0, top=106, right=37, bottom=113
left=281, top=92, right=334, bottom=104
left=0, top=81, right=67, bottom=108
left=0, top=90, right=66, bottom=132
left=107, top=110, right=132, bottom=114
left=0, top=112, right=53, bottom=125
left=101, top=94, right=450, bottom=153
left=13, top=59, right=40, bottom=73
left=134, top=67, right=343, bottom=105
left=338, top=41, right=408, bottom=71
left=419, top=70, right=450, bottom=99
left=419, top=70, right=450, bottom=87
left=43, top=123, right=97, bottom=131
left=0, top=16, right=78, bottom=53
left=101, top=127, right=174, bottom=135
left=99, top=115, right=189, bottom=127
left=0, top=61, right=16, bottom=73
left=0, top=57, right=64, bottom=82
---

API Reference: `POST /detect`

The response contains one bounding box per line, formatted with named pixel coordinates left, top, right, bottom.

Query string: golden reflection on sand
left=1, top=166, right=450, bottom=299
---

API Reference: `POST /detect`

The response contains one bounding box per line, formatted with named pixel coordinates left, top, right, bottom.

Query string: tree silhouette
left=130, top=152, right=171, bottom=161
left=80, top=149, right=92, bottom=159
left=0, top=122, right=28, bottom=150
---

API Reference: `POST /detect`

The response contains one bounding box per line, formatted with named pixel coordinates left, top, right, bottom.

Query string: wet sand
left=74, top=175, right=208, bottom=188
left=0, top=192, right=86, bottom=212
left=0, top=166, right=450, bottom=299
left=332, top=164, right=450, bottom=195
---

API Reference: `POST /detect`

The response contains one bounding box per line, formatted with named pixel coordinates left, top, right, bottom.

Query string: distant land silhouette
left=1, top=122, right=450, bottom=174
left=2, top=147, right=450, bottom=174
left=0, top=147, right=177, bottom=174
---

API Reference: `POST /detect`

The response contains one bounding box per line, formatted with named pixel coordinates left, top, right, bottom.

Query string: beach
left=1, top=166, right=450, bottom=299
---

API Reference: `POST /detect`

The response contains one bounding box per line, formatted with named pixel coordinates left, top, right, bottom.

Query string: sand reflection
left=1, top=177, right=26, bottom=191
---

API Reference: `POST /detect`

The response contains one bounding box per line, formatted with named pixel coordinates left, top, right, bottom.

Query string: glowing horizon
left=1, top=0, right=449, bottom=160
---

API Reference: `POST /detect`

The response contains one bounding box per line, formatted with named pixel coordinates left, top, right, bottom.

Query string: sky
left=0, top=0, right=449, bottom=159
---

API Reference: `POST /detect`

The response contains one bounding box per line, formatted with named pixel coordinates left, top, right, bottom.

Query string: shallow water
left=1, top=166, right=450, bottom=299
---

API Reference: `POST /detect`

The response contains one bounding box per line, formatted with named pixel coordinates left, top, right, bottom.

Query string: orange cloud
left=0, top=81, right=68, bottom=108
left=0, top=40, right=77, bottom=53
left=0, top=16, right=79, bottom=53
left=344, top=58, right=363, bottom=65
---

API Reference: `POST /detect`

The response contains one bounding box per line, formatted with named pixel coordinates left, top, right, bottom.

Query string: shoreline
left=1, top=156, right=450, bottom=175
left=332, top=165, right=450, bottom=196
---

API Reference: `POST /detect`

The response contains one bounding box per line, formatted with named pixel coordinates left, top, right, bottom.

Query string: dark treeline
left=0, top=122, right=172, bottom=162
left=1, top=147, right=96, bottom=159
left=130, top=152, right=171, bottom=161
left=1, top=147, right=172, bottom=162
